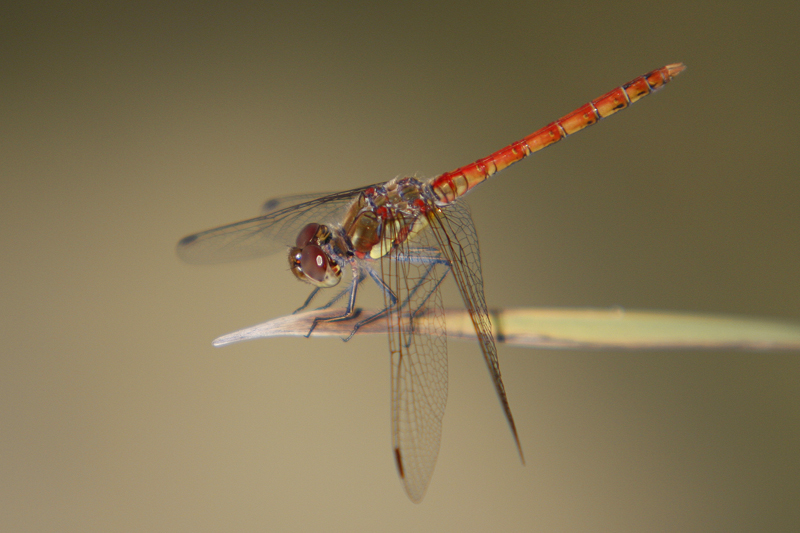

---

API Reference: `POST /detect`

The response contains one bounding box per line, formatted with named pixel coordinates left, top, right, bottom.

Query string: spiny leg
left=346, top=248, right=450, bottom=343
left=339, top=265, right=399, bottom=341
left=293, top=287, right=322, bottom=314
left=304, top=266, right=362, bottom=337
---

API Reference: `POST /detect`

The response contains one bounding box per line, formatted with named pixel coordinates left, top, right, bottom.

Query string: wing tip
left=261, top=198, right=281, bottom=213
left=175, top=233, right=207, bottom=264
left=394, top=447, right=405, bottom=478
left=178, top=234, right=199, bottom=247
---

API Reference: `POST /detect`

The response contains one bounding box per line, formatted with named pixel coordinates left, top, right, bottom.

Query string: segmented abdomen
left=430, top=63, right=685, bottom=204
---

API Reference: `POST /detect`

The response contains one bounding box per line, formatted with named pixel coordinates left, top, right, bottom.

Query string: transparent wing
left=176, top=185, right=373, bottom=264
left=381, top=215, right=449, bottom=503
left=260, top=192, right=337, bottom=214
left=429, top=202, right=524, bottom=461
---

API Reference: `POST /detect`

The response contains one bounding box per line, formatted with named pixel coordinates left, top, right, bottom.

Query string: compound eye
left=300, top=244, right=329, bottom=283
left=296, top=223, right=320, bottom=248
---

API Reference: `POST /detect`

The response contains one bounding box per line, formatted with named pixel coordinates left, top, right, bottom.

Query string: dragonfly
left=177, top=63, right=685, bottom=503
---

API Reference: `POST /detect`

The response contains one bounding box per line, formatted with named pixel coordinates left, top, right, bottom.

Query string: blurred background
left=2, top=1, right=798, bottom=531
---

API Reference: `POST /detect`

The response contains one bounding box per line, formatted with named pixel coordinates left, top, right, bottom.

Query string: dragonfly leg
left=406, top=262, right=450, bottom=346
left=314, top=270, right=368, bottom=311
left=344, top=251, right=450, bottom=343
left=305, top=265, right=361, bottom=337
left=393, top=247, right=451, bottom=317
left=397, top=256, right=451, bottom=348
left=293, top=287, right=322, bottom=314
left=341, top=306, right=393, bottom=342
left=403, top=257, right=450, bottom=316
left=295, top=268, right=366, bottom=316
left=366, top=267, right=398, bottom=306
left=338, top=265, right=398, bottom=342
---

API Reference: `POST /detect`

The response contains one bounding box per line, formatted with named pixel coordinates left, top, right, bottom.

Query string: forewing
left=260, top=192, right=337, bottom=214
left=382, top=216, right=449, bottom=503
left=428, top=202, right=524, bottom=461
left=176, top=186, right=371, bottom=264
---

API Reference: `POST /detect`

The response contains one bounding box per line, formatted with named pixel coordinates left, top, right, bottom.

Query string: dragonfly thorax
left=343, top=177, right=435, bottom=260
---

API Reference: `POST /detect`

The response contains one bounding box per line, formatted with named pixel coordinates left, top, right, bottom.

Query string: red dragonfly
left=177, top=63, right=685, bottom=502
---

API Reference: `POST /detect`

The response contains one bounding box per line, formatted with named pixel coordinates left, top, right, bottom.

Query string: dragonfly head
left=289, top=223, right=342, bottom=288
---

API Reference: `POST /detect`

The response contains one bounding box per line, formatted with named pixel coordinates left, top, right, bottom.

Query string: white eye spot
left=316, top=255, right=324, bottom=267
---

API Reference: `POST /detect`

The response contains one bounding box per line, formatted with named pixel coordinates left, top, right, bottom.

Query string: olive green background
left=2, top=1, right=798, bottom=531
